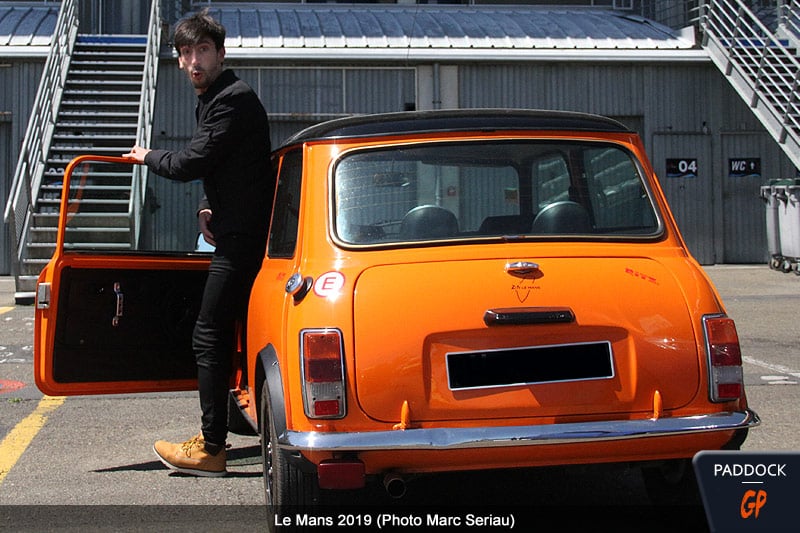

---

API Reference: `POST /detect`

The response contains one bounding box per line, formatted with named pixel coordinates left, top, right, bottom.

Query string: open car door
left=34, top=156, right=210, bottom=396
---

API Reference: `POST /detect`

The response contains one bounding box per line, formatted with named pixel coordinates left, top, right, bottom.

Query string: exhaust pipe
left=383, top=473, right=407, bottom=499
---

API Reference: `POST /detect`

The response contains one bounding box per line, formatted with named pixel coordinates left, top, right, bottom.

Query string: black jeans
left=193, top=234, right=265, bottom=446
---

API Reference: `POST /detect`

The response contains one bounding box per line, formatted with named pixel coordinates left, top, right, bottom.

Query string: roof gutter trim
left=0, top=46, right=51, bottom=57
left=222, top=48, right=710, bottom=63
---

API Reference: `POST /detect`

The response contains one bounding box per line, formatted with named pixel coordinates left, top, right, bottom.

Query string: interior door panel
left=52, top=266, right=207, bottom=384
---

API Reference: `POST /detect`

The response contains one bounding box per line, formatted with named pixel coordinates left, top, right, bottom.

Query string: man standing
left=124, top=10, right=273, bottom=477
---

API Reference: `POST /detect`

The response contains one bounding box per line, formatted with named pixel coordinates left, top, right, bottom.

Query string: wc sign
left=729, top=158, right=761, bottom=179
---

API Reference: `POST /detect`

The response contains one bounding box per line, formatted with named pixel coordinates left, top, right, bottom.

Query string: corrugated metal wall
left=257, top=66, right=415, bottom=144
left=653, top=133, right=714, bottom=263
left=459, top=64, right=646, bottom=118
left=77, top=0, right=150, bottom=34
left=1, top=60, right=45, bottom=275
left=1, top=118, right=10, bottom=275
left=144, top=66, right=207, bottom=252
left=144, top=63, right=415, bottom=251
left=0, top=62, right=45, bottom=150
left=721, top=132, right=795, bottom=263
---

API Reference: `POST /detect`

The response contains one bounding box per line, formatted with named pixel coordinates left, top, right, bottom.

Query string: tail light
left=703, top=315, right=744, bottom=402
left=300, top=329, right=346, bottom=418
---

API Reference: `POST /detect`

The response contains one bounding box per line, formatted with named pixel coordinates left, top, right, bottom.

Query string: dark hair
left=173, top=9, right=225, bottom=52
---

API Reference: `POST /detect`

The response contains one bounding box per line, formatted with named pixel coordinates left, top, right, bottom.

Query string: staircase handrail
left=640, top=0, right=707, bottom=30
left=701, top=0, right=800, bottom=158
left=130, top=0, right=162, bottom=248
left=3, top=0, right=78, bottom=274
left=778, top=0, right=800, bottom=43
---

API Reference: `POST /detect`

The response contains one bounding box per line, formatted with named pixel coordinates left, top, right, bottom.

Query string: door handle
left=112, top=282, right=124, bottom=327
left=505, top=261, right=540, bottom=276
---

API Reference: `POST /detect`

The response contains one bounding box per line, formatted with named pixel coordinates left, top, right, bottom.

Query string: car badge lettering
left=505, top=262, right=542, bottom=303
left=314, top=271, right=345, bottom=298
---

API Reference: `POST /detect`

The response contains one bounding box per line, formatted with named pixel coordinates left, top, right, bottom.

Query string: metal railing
left=130, top=0, right=162, bottom=248
left=637, top=1, right=780, bottom=31
left=639, top=1, right=706, bottom=30
left=701, top=0, right=800, bottom=167
left=3, top=0, right=78, bottom=283
left=778, top=0, right=800, bottom=42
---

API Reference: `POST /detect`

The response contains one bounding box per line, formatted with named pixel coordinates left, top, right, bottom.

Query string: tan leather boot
left=153, top=433, right=227, bottom=477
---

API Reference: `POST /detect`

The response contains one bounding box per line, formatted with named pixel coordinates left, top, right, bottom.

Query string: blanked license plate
left=446, top=341, right=614, bottom=391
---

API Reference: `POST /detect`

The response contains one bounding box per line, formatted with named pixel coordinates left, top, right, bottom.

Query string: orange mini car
left=34, top=109, right=758, bottom=515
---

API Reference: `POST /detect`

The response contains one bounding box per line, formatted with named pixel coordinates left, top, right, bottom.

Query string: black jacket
left=144, top=69, right=273, bottom=242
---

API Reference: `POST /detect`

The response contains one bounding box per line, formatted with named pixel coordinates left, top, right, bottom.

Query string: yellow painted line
left=0, top=395, right=66, bottom=485
left=0, top=306, right=13, bottom=315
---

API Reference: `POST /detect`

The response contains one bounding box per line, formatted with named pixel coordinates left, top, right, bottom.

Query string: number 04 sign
left=666, top=158, right=698, bottom=179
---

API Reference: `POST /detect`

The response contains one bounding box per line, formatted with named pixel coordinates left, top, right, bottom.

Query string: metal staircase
left=700, top=0, right=800, bottom=169
left=29, top=35, right=146, bottom=265
left=4, top=0, right=160, bottom=303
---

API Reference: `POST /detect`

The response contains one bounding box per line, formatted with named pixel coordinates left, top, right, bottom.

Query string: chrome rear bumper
left=280, top=409, right=759, bottom=451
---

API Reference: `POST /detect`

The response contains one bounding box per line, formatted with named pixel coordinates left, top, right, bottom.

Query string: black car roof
left=280, top=109, right=631, bottom=147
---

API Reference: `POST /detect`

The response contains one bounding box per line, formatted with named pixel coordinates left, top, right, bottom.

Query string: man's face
left=177, top=37, right=225, bottom=94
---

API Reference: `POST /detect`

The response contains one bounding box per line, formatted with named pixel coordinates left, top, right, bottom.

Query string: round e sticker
left=314, top=271, right=345, bottom=297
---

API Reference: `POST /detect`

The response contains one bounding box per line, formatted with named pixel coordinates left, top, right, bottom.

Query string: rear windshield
left=333, top=140, right=660, bottom=245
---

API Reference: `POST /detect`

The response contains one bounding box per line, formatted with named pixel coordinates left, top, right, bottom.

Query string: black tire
left=642, top=459, right=701, bottom=506
left=261, top=382, right=319, bottom=531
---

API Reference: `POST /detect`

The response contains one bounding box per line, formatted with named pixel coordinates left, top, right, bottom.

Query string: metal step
left=52, top=134, right=138, bottom=144
left=30, top=226, right=132, bottom=244
left=53, top=128, right=137, bottom=138
left=66, top=78, right=143, bottom=89
left=49, top=148, right=134, bottom=160
left=42, top=171, right=132, bottom=180
left=38, top=196, right=130, bottom=206
left=33, top=212, right=131, bottom=228
left=59, top=100, right=139, bottom=109
left=69, top=64, right=145, bottom=75
left=22, top=257, right=52, bottom=270
left=59, top=111, right=139, bottom=119
left=76, top=34, right=147, bottom=44
left=40, top=183, right=132, bottom=192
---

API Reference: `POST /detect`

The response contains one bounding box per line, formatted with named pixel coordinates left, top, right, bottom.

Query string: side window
left=268, top=149, right=302, bottom=258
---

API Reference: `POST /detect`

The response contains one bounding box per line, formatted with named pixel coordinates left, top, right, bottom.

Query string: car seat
left=399, top=205, right=459, bottom=239
left=531, top=201, right=592, bottom=234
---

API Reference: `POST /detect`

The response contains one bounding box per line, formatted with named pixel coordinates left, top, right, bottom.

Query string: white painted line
left=743, top=356, right=800, bottom=379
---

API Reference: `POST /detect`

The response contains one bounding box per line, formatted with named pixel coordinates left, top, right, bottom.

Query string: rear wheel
left=261, top=382, right=319, bottom=530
